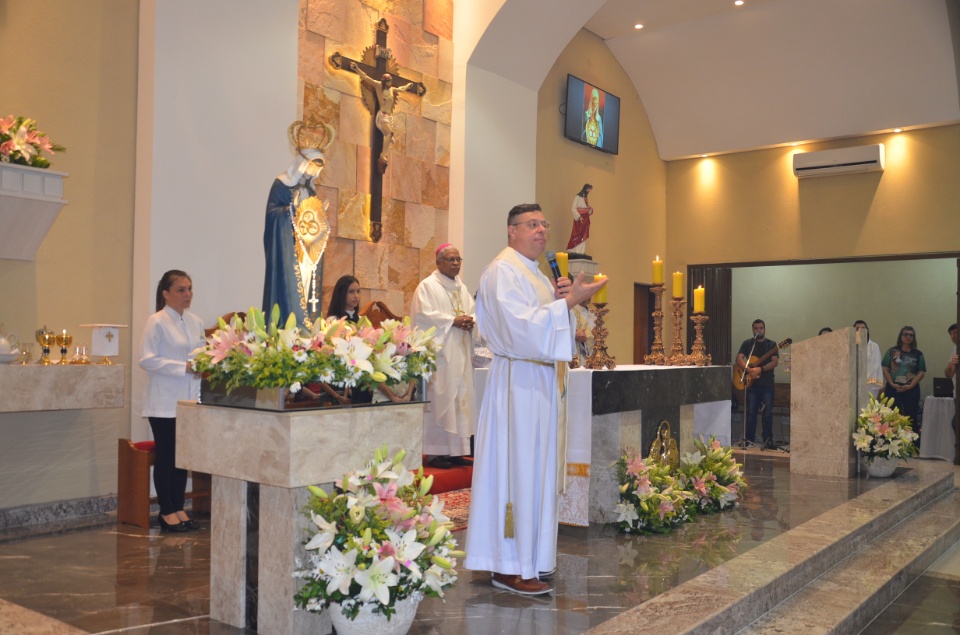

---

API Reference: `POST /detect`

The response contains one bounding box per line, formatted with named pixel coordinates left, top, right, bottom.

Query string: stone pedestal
left=790, top=327, right=865, bottom=478
left=176, top=400, right=425, bottom=635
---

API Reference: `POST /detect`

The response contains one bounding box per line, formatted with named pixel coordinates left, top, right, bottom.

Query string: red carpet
left=436, top=488, right=470, bottom=532
left=423, top=457, right=473, bottom=494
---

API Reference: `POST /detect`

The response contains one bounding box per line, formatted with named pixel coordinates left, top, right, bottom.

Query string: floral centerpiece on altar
left=0, top=115, right=65, bottom=168
left=852, top=393, right=919, bottom=463
left=190, top=305, right=437, bottom=397
left=614, top=435, right=746, bottom=535
left=293, top=445, right=462, bottom=627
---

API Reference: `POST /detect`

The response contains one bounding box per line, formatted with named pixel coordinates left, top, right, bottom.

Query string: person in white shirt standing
left=139, top=270, right=206, bottom=533
left=854, top=320, right=883, bottom=400
left=946, top=322, right=957, bottom=431
left=412, top=244, right=477, bottom=469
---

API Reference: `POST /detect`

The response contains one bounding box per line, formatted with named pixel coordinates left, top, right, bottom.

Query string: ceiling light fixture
left=700, top=154, right=708, bottom=158
left=635, top=24, right=643, bottom=30
left=791, top=142, right=799, bottom=147
left=893, top=128, right=903, bottom=133
left=735, top=0, right=744, bottom=6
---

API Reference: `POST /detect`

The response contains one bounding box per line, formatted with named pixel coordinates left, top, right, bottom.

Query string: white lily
left=332, top=336, right=374, bottom=376
left=354, top=555, right=398, bottom=605
left=318, top=547, right=359, bottom=596
left=615, top=502, right=639, bottom=525
left=305, top=512, right=337, bottom=553
left=385, top=528, right=427, bottom=578
left=370, top=342, right=403, bottom=382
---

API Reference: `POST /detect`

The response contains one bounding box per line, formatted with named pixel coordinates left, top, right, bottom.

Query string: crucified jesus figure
left=350, top=61, right=417, bottom=172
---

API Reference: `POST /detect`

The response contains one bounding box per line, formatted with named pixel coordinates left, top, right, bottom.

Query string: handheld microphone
left=545, top=250, right=562, bottom=281
left=755, top=332, right=762, bottom=339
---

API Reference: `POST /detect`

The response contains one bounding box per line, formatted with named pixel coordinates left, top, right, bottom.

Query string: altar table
left=474, top=364, right=731, bottom=525
left=920, top=396, right=956, bottom=462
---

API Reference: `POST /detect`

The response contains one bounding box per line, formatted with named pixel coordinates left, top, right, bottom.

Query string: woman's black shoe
left=181, top=519, right=201, bottom=531
left=158, top=515, right=189, bottom=533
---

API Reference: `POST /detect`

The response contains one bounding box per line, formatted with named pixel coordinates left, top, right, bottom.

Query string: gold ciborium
left=55, top=330, right=73, bottom=365
left=36, top=326, right=56, bottom=366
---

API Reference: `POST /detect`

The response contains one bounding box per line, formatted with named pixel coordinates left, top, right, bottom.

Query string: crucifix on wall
left=330, top=18, right=426, bottom=242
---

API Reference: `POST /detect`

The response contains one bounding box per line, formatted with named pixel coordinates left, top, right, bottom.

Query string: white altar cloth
left=920, top=396, right=956, bottom=462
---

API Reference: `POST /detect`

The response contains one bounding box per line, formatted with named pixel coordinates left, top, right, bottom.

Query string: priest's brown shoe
left=491, top=573, right=552, bottom=595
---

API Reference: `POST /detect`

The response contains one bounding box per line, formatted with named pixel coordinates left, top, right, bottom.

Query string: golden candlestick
left=644, top=284, right=667, bottom=365
left=688, top=313, right=712, bottom=366
left=584, top=303, right=616, bottom=370
left=666, top=298, right=689, bottom=366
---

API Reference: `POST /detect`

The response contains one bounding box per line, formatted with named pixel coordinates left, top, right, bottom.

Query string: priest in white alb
left=464, top=203, right=606, bottom=596
left=411, top=244, right=476, bottom=469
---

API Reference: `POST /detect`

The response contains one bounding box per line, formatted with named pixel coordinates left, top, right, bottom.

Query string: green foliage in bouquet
left=293, top=446, right=462, bottom=622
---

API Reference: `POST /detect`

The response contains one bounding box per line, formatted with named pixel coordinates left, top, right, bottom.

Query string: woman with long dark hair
left=327, top=275, right=361, bottom=322
left=882, top=325, right=926, bottom=432
left=139, top=270, right=206, bottom=532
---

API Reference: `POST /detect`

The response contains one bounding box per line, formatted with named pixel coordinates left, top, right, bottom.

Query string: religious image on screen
left=582, top=85, right=604, bottom=148
left=564, top=74, right=620, bottom=155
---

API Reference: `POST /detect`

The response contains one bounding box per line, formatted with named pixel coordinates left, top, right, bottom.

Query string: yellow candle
left=652, top=256, right=663, bottom=284
left=693, top=286, right=705, bottom=313
left=592, top=274, right=608, bottom=304
left=672, top=271, right=684, bottom=298
left=556, top=251, right=569, bottom=278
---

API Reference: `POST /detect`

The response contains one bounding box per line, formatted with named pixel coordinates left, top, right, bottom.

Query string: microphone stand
left=737, top=335, right=761, bottom=450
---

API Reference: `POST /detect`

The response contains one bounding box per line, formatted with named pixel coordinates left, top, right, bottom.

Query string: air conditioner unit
left=792, top=144, right=884, bottom=178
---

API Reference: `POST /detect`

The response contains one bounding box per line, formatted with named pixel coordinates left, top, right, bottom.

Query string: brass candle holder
left=584, top=303, right=616, bottom=370
left=688, top=313, right=712, bottom=366
left=666, top=298, right=690, bottom=366
left=644, top=284, right=667, bottom=365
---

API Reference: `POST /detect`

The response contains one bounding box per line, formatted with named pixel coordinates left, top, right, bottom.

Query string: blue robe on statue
left=262, top=178, right=323, bottom=325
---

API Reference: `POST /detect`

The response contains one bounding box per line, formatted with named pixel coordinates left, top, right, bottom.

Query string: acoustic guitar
left=732, top=338, right=792, bottom=391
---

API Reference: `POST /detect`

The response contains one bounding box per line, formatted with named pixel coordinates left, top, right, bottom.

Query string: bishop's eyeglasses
left=509, top=219, right=551, bottom=230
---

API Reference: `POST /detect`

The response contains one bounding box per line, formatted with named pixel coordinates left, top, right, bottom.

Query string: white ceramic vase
left=328, top=595, right=421, bottom=635
left=865, top=455, right=899, bottom=478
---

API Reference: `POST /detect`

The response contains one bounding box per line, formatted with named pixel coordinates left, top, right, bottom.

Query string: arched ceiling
left=470, top=0, right=960, bottom=161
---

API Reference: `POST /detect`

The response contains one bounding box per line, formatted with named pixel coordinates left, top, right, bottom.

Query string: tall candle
left=652, top=256, right=663, bottom=284
left=693, top=286, right=705, bottom=313
left=672, top=271, right=684, bottom=298
left=556, top=251, right=569, bottom=278
left=593, top=274, right=608, bottom=304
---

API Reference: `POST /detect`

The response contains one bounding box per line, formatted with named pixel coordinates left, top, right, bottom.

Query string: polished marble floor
left=0, top=453, right=957, bottom=634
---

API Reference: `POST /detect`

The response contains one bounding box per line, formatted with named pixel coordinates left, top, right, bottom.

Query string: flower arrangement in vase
left=0, top=116, right=65, bottom=168
left=614, top=435, right=747, bottom=535
left=852, top=393, right=919, bottom=476
left=293, top=446, right=462, bottom=631
left=191, top=305, right=437, bottom=398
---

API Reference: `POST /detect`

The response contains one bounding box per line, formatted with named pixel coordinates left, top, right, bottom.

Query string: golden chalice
left=36, top=326, right=56, bottom=366
left=56, top=330, right=73, bottom=365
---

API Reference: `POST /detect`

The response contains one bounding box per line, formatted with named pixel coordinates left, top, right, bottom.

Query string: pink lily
left=658, top=498, right=674, bottom=520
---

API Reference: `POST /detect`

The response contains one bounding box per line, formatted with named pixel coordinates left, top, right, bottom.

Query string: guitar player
left=736, top=319, right=780, bottom=449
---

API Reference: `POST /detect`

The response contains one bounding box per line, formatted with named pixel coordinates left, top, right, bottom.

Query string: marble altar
left=0, top=364, right=124, bottom=412
left=475, top=365, right=730, bottom=525
left=176, top=400, right=425, bottom=635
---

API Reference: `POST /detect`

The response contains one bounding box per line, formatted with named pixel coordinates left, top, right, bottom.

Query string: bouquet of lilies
left=293, top=446, right=462, bottom=622
left=0, top=115, right=65, bottom=168
left=675, top=436, right=747, bottom=513
left=852, top=393, right=918, bottom=462
left=614, top=435, right=746, bottom=535
left=190, top=306, right=437, bottom=394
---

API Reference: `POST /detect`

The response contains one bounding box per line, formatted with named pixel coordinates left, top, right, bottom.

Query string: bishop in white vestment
left=411, top=244, right=476, bottom=464
left=464, top=204, right=606, bottom=596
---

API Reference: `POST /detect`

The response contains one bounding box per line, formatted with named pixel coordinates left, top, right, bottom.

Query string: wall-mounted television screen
left=564, top=74, right=621, bottom=155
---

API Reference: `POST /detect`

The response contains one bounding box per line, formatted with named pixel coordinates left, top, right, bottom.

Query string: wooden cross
left=330, top=18, right=426, bottom=242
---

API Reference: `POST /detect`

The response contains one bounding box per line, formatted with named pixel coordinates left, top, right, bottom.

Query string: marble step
left=739, top=488, right=960, bottom=635
left=585, top=466, right=955, bottom=635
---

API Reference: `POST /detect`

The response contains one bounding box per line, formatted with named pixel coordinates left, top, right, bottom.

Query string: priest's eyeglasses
left=441, top=257, right=463, bottom=263
left=510, top=219, right=551, bottom=230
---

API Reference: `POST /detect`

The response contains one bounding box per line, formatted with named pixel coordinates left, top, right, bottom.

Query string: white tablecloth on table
left=920, top=396, right=956, bottom=462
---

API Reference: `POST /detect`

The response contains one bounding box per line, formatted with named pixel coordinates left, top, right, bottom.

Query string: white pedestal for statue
left=790, top=327, right=865, bottom=478
left=176, top=400, right=424, bottom=635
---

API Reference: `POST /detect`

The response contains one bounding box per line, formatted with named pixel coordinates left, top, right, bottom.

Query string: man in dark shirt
left=736, top=319, right=779, bottom=449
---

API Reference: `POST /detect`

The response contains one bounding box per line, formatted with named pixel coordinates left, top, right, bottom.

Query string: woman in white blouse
left=139, top=270, right=206, bottom=533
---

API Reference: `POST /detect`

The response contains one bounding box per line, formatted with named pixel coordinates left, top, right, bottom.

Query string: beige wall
left=667, top=126, right=960, bottom=268
left=537, top=29, right=667, bottom=361
left=0, top=2, right=138, bottom=507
